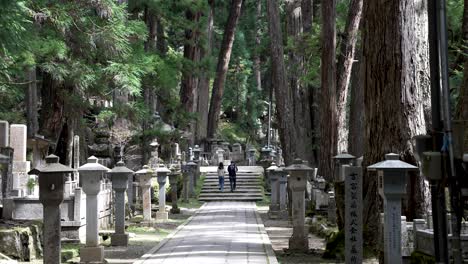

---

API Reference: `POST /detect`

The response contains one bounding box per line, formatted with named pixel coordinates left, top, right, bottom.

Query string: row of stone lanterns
left=33, top=153, right=180, bottom=264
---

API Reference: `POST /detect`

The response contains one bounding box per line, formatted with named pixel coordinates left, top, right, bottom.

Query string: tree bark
left=318, top=0, right=337, bottom=181
left=254, top=0, right=262, bottom=92
left=196, top=0, right=215, bottom=143
left=266, top=0, right=295, bottom=165
left=26, top=67, right=39, bottom=139
left=457, top=0, right=468, bottom=120
left=207, top=0, right=243, bottom=138
left=362, top=0, right=429, bottom=249
left=335, top=0, right=363, bottom=153
left=348, top=47, right=364, bottom=157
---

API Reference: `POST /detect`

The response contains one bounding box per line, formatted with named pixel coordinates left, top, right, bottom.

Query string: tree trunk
left=335, top=0, right=363, bottom=153
left=196, top=0, right=215, bottom=143
left=457, top=0, right=468, bottom=120
left=207, top=0, right=243, bottom=138
left=348, top=47, right=364, bottom=157
left=318, top=0, right=337, bottom=181
left=362, top=0, right=429, bottom=250
left=254, top=0, right=262, bottom=92
left=266, top=0, right=295, bottom=165
left=26, top=67, right=39, bottom=138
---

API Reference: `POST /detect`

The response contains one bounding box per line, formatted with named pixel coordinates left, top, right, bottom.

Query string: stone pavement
left=135, top=201, right=278, bottom=264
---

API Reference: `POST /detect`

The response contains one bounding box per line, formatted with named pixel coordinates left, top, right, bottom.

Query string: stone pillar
left=0, top=121, right=9, bottom=147
left=73, top=135, right=80, bottom=183
left=135, top=166, right=153, bottom=221
left=182, top=164, right=190, bottom=203
left=267, top=163, right=279, bottom=218
left=368, top=153, right=418, bottom=264
left=168, top=171, right=180, bottom=214
left=33, top=155, right=73, bottom=264
left=285, top=159, right=313, bottom=252
left=10, top=124, right=30, bottom=196
left=344, top=165, right=363, bottom=264
left=108, top=161, right=134, bottom=247
left=328, top=191, right=337, bottom=224
left=78, top=156, right=109, bottom=263
left=248, top=147, right=256, bottom=166
left=216, top=148, right=225, bottom=164
left=186, top=161, right=197, bottom=197
left=155, top=165, right=170, bottom=221
left=277, top=167, right=289, bottom=220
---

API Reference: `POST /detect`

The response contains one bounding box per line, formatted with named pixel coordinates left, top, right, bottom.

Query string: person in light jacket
left=217, top=162, right=225, bottom=192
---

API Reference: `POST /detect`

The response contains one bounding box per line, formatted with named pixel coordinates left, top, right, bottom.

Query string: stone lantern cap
left=0, top=153, right=9, bottom=164
left=248, top=147, right=256, bottom=152
left=109, top=161, right=134, bottom=175
left=150, top=140, right=159, bottom=147
left=233, top=143, right=241, bottom=146
left=155, top=164, right=171, bottom=174
left=29, top=154, right=74, bottom=174
left=135, top=165, right=153, bottom=175
left=78, top=156, right=110, bottom=172
left=284, top=159, right=314, bottom=172
left=193, top=145, right=201, bottom=151
left=267, top=162, right=278, bottom=171
left=333, top=152, right=356, bottom=163
left=186, top=161, right=197, bottom=167
left=261, top=146, right=272, bottom=152
left=367, top=153, right=418, bottom=172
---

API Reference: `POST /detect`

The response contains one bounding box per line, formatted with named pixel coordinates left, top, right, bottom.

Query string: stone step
left=199, top=196, right=263, bottom=202
left=201, top=187, right=262, bottom=191
left=199, top=192, right=262, bottom=197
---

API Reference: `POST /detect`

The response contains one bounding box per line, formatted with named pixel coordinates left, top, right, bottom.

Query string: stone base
left=269, top=204, right=280, bottom=211
left=277, top=210, right=289, bottom=221
left=289, top=235, right=308, bottom=252
left=111, top=233, right=129, bottom=247
left=80, top=246, right=105, bottom=263
left=170, top=207, right=180, bottom=214
left=268, top=210, right=279, bottom=219
left=156, top=211, right=168, bottom=221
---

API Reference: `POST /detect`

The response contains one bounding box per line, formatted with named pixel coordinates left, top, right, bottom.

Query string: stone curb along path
left=134, top=202, right=279, bottom=264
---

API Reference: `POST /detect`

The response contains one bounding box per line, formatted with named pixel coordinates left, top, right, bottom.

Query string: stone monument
left=368, top=153, right=418, bottom=264
left=10, top=124, right=30, bottom=196
left=277, top=166, right=289, bottom=220
left=247, top=147, right=256, bottom=166
left=168, top=170, right=181, bottom=214
left=344, top=165, right=363, bottom=264
left=267, top=163, right=279, bottom=218
left=108, top=161, right=134, bottom=247
left=78, top=156, right=110, bottom=263
left=135, top=165, right=154, bottom=221
left=285, top=159, right=313, bottom=252
left=181, top=164, right=190, bottom=203
left=155, top=164, right=170, bottom=221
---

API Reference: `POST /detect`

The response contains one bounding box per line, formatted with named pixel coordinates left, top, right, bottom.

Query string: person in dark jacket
left=227, top=161, right=238, bottom=192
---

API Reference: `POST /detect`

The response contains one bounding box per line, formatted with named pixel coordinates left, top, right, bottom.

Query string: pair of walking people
left=217, top=161, right=238, bottom=192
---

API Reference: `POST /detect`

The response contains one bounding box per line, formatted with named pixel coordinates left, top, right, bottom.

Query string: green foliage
left=410, top=251, right=436, bottom=264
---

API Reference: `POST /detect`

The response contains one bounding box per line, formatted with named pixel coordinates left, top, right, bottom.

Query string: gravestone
left=267, top=163, right=279, bottom=218
left=10, top=124, right=30, bottom=196
left=108, top=161, right=133, bottom=247
left=333, top=153, right=356, bottom=227
left=32, top=155, right=73, bottom=264
left=155, top=164, right=170, bottom=221
left=344, top=165, right=363, bottom=264
left=186, top=161, right=197, bottom=198
left=73, top=135, right=80, bottom=182
left=135, top=166, right=153, bottom=221
left=277, top=166, right=289, bottom=220
left=368, top=153, right=418, bottom=264
left=285, top=159, right=313, bottom=252
left=181, top=164, right=190, bottom=203
left=78, top=156, right=110, bottom=263
left=328, top=191, right=337, bottom=224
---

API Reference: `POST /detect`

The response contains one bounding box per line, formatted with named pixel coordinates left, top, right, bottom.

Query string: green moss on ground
left=410, top=251, right=436, bottom=264
left=61, top=244, right=81, bottom=263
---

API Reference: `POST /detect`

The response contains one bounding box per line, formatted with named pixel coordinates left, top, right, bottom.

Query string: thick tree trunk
left=266, top=0, right=295, bottom=165
left=457, top=0, right=468, bottom=120
left=362, top=0, right=429, bottom=249
left=318, top=0, right=337, bottom=181
left=335, top=0, right=363, bottom=153
left=207, top=0, right=243, bottom=138
left=348, top=48, right=364, bottom=157
left=26, top=67, right=39, bottom=138
left=195, top=0, right=215, bottom=143
left=253, top=0, right=262, bottom=92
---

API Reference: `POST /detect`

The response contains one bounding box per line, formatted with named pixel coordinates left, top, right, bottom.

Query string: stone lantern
left=135, top=165, right=154, bottom=221
left=186, top=161, right=197, bottom=197
left=168, top=169, right=181, bottom=214
left=78, top=156, right=110, bottom=263
left=368, top=153, right=418, bottom=264
left=267, top=162, right=279, bottom=218
left=284, top=159, right=313, bottom=252
left=193, top=145, right=201, bottom=161
left=149, top=140, right=159, bottom=169
left=248, top=147, right=256, bottom=166
left=276, top=166, right=289, bottom=220
left=333, top=152, right=356, bottom=182
left=155, top=164, right=171, bottom=221
left=30, top=155, right=73, bottom=264
left=108, top=161, right=134, bottom=247
left=260, top=146, right=272, bottom=161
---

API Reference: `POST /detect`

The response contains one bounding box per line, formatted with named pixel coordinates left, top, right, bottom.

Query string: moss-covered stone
left=410, top=251, right=436, bottom=264
left=322, top=229, right=345, bottom=260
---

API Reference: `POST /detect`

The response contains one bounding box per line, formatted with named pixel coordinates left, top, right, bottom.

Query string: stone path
left=135, top=201, right=278, bottom=264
